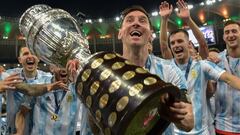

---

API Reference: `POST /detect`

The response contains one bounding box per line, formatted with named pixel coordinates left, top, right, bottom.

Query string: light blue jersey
left=25, top=83, right=81, bottom=135
left=79, top=105, right=94, bottom=135
left=215, top=49, right=240, bottom=133
left=145, top=54, right=187, bottom=90
left=145, top=54, right=188, bottom=135
left=173, top=59, right=225, bottom=135
left=1, top=68, right=52, bottom=135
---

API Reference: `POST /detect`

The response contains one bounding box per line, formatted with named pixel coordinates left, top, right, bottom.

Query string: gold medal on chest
left=51, top=114, right=58, bottom=121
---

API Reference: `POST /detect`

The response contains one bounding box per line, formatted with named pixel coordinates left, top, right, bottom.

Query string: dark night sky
left=0, top=0, right=204, bottom=18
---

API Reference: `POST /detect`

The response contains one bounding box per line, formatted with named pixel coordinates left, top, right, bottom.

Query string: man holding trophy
left=18, top=4, right=193, bottom=135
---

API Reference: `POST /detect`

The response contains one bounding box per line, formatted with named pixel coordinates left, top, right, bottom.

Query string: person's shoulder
left=6, top=67, right=22, bottom=73
left=197, top=59, right=212, bottom=66
left=218, top=49, right=226, bottom=58
left=37, top=70, right=52, bottom=78
left=150, top=55, right=174, bottom=65
left=199, top=59, right=222, bottom=71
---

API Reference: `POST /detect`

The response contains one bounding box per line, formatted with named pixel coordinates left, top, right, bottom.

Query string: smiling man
left=18, top=65, right=84, bottom=135
left=0, top=45, right=52, bottom=135
left=213, top=20, right=240, bottom=135
left=168, top=26, right=240, bottom=135
left=118, top=5, right=194, bottom=134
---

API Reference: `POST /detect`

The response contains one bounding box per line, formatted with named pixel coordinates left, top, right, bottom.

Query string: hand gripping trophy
left=19, top=5, right=188, bottom=135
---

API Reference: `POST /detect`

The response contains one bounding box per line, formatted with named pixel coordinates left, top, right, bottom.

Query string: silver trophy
left=19, top=4, right=91, bottom=68
left=19, top=5, right=186, bottom=135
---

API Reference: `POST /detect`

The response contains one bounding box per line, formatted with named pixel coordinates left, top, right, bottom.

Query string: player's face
left=223, top=24, right=240, bottom=49
left=169, top=32, right=190, bottom=61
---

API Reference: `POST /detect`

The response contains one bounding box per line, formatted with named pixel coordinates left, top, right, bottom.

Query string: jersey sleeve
left=202, top=60, right=225, bottom=81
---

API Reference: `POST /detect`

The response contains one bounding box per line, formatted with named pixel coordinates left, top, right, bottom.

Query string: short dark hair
left=169, top=29, right=189, bottom=39
left=120, top=5, right=152, bottom=29
left=224, top=20, right=240, bottom=28
left=168, top=29, right=189, bottom=45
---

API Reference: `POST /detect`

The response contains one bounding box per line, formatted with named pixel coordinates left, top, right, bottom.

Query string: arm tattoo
left=15, top=83, right=48, bottom=96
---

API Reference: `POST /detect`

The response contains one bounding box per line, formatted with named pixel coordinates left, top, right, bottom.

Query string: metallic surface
left=76, top=52, right=183, bottom=135
left=19, top=4, right=91, bottom=68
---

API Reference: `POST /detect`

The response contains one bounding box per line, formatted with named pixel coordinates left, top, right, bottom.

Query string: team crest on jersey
left=67, top=94, right=73, bottom=102
left=191, top=69, right=198, bottom=78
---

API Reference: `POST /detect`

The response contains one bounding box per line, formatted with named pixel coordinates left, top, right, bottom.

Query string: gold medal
left=91, top=58, right=104, bottom=69
left=144, top=77, right=157, bottom=85
left=122, top=71, right=136, bottom=80
left=116, top=96, right=129, bottom=112
left=108, top=112, right=117, bottom=127
left=104, top=53, right=116, bottom=60
left=129, top=83, right=143, bottom=96
left=51, top=114, right=58, bottom=121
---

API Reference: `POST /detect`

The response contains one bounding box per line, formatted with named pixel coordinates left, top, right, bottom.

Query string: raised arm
left=159, top=1, right=173, bottom=59
left=176, top=0, right=209, bottom=59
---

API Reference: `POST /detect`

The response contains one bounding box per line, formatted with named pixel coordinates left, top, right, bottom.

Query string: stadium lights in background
left=115, top=17, right=120, bottom=21
left=3, top=22, right=11, bottom=39
left=0, top=0, right=239, bottom=40
left=98, top=18, right=103, bottom=23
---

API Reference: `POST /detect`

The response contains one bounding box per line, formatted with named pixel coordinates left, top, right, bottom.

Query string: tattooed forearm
left=15, top=83, right=48, bottom=96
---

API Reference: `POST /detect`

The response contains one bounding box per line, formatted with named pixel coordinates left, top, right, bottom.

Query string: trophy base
left=124, top=93, right=170, bottom=135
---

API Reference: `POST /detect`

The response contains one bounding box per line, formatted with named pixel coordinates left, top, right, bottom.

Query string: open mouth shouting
left=25, top=57, right=36, bottom=70
left=174, top=47, right=184, bottom=55
left=129, top=29, right=144, bottom=43
left=130, top=30, right=142, bottom=37
left=26, top=57, right=35, bottom=65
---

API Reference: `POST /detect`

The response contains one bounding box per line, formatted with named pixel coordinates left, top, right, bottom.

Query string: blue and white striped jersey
left=145, top=54, right=188, bottom=135
left=215, top=49, right=240, bottom=133
left=173, top=59, right=225, bottom=135
left=145, top=54, right=187, bottom=90
left=79, top=105, right=94, bottom=135
left=1, top=68, right=52, bottom=135
left=25, top=83, right=81, bottom=135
